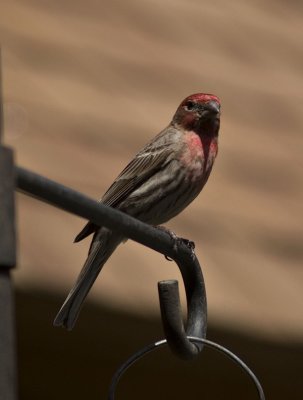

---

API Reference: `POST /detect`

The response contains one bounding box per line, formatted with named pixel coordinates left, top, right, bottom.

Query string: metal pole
left=0, top=49, right=17, bottom=400
left=16, top=165, right=207, bottom=359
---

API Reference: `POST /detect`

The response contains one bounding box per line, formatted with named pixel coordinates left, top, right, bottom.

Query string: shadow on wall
left=17, top=289, right=302, bottom=400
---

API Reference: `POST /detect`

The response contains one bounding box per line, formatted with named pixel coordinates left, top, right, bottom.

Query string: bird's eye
left=185, top=101, right=195, bottom=111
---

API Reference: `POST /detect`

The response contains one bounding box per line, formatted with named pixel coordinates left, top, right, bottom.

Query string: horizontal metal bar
left=16, top=166, right=180, bottom=258
left=15, top=165, right=207, bottom=359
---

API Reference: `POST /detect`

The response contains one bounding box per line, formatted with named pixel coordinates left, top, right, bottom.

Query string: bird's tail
left=53, top=228, right=122, bottom=330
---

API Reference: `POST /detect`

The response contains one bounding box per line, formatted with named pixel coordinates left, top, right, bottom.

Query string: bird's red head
left=173, top=93, right=221, bottom=136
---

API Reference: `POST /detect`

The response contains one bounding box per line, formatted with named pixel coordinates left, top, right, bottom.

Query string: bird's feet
left=154, top=225, right=196, bottom=260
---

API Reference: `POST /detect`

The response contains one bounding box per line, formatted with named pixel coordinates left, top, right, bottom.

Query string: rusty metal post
left=0, top=50, right=17, bottom=400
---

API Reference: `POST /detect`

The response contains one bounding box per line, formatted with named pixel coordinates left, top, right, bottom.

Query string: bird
left=54, top=93, right=221, bottom=330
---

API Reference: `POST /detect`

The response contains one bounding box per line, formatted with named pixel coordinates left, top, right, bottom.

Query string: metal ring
left=108, top=336, right=265, bottom=400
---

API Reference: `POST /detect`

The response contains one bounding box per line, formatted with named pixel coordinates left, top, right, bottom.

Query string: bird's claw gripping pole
left=16, top=166, right=207, bottom=359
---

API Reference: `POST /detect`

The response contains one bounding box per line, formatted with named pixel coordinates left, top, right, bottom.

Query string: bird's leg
left=154, top=225, right=196, bottom=260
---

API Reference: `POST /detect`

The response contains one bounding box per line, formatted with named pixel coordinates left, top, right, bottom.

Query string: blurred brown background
left=1, top=0, right=303, bottom=399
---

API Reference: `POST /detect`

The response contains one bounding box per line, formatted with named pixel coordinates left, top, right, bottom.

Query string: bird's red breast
left=181, top=131, right=218, bottom=176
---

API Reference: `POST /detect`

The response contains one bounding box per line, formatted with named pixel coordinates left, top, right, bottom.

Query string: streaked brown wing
left=74, top=139, right=174, bottom=243
left=102, top=147, right=172, bottom=207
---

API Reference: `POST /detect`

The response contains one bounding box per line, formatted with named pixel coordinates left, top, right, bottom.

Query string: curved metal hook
left=158, top=242, right=207, bottom=359
left=108, top=337, right=266, bottom=400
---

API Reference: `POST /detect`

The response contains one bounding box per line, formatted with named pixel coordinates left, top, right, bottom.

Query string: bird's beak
left=200, top=100, right=220, bottom=120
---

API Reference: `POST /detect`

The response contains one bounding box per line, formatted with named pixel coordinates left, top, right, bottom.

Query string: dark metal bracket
left=16, top=166, right=207, bottom=359
left=0, top=50, right=17, bottom=400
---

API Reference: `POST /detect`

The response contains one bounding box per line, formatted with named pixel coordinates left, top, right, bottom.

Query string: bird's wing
left=74, top=129, right=178, bottom=243
left=101, top=147, right=172, bottom=207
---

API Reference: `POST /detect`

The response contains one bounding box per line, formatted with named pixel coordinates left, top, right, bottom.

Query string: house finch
left=54, top=93, right=221, bottom=330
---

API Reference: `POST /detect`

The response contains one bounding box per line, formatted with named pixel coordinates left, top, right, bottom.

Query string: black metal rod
left=0, top=148, right=16, bottom=268
left=0, top=50, right=18, bottom=400
left=0, top=271, right=18, bottom=400
left=16, top=166, right=207, bottom=359
left=0, top=49, right=3, bottom=140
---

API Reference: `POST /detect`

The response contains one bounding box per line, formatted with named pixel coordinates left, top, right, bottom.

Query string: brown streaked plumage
left=54, top=93, right=221, bottom=330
